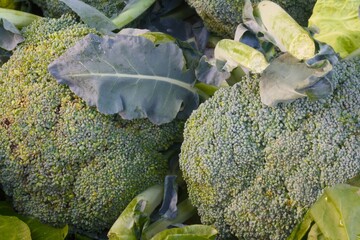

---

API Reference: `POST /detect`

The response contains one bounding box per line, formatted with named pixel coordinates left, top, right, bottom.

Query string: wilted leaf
left=49, top=33, right=198, bottom=125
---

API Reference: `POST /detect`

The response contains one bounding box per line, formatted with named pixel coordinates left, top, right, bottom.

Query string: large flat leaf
left=49, top=33, right=198, bottom=125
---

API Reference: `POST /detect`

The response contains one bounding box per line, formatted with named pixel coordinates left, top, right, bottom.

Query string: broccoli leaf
left=259, top=53, right=334, bottom=107
left=308, top=0, right=360, bottom=58
left=59, top=0, right=118, bottom=34
left=0, top=215, right=32, bottom=240
left=0, top=18, right=23, bottom=50
left=49, top=33, right=198, bottom=125
left=288, top=184, right=360, bottom=240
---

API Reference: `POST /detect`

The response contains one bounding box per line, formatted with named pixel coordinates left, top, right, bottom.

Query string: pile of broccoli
left=179, top=56, right=360, bottom=239
left=185, top=0, right=317, bottom=37
left=0, top=15, right=183, bottom=233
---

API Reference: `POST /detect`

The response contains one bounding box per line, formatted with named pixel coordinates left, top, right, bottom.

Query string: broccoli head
left=0, top=15, right=183, bottom=233
left=31, top=0, right=126, bottom=18
left=179, top=57, right=360, bottom=239
left=185, top=0, right=316, bottom=37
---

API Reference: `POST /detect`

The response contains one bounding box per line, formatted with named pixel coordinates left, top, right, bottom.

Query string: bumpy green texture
left=186, top=0, right=316, bottom=37
left=179, top=57, right=360, bottom=239
left=0, top=16, right=183, bottom=233
left=31, top=0, right=126, bottom=18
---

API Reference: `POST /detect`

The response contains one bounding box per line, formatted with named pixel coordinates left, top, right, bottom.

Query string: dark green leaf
left=49, top=33, right=199, bottom=125
left=158, top=175, right=178, bottom=220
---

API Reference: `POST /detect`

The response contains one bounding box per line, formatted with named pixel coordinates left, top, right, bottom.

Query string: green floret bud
left=179, top=57, right=360, bottom=239
left=185, top=0, right=316, bottom=37
left=0, top=15, right=184, bottom=233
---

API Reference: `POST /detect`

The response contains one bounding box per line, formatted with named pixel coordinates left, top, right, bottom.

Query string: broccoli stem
left=111, top=0, right=156, bottom=29
left=141, top=198, right=197, bottom=240
left=107, top=184, right=164, bottom=240
left=0, top=8, right=41, bottom=28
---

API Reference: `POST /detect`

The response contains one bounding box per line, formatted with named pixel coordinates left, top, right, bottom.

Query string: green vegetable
left=0, top=15, right=183, bottom=233
left=214, top=39, right=269, bottom=73
left=0, top=215, right=32, bottom=240
left=0, top=7, right=40, bottom=28
left=308, top=0, right=360, bottom=58
left=151, top=225, right=218, bottom=240
left=31, top=0, right=126, bottom=18
left=288, top=184, right=360, bottom=240
left=48, top=33, right=199, bottom=125
left=179, top=56, right=360, bottom=239
left=254, top=1, right=315, bottom=60
left=185, top=0, right=316, bottom=37
left=0, top=18, right=24, bottom=50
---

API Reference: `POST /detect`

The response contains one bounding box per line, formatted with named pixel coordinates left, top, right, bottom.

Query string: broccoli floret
left=185, top=0, right=316, bottom=37
left=179, top=57, right=360, bottom=239
left=0, top=15, right=183, bottom=233
left=31, top=0, right=126, bottom=18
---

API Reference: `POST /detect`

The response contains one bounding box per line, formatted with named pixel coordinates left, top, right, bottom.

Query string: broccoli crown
left=179, top=57, right=360, bottom=239
left=185, top=0, right=316, bottom=37
left=0, top=15, right=183, bottom=233
left=31, top=0, right=126, bottom=18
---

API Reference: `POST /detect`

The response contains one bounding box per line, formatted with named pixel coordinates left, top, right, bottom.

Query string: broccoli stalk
left=0, top=7, right=40, bottom=28
left=107, top=184, right=197, bottom=240
left=0, top=0, right=157, bottom=30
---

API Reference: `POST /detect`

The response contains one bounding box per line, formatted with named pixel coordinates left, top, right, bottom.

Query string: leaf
left=308, top=0, right=360, bottom=58
left=150, top=225, right=218, bottom=240
left=0, top=18, right=23, bottom=50
left=157, top=175, right=178, bottom=220
left=0, top=215, right=32, bottom=240
left=49, top=33, right=199, bottom=125
left=288, top=184, right=360, bottom=240
left=0, top=201, right=68, bottom=240
left=59, top=0, right=118, bottom=34
left=195, top=56, right=230, bottom=86
left=259, top=53, right=334, bottom=107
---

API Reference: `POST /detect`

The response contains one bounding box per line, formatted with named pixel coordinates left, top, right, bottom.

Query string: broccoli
left=179, top=56, right=360, bottom=239
left=31, top=0, right=126, bottom=18
left=0, top=15, right=183, bottom=233
left=185, top=0, right=316, bottom=37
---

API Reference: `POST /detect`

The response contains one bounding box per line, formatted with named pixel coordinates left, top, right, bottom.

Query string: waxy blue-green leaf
left=0, top=18, right=23, bottom=50
left=49, top=33, right=198, bottom=125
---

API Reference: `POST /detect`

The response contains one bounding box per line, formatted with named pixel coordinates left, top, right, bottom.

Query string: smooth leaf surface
left=59, top=0, right=118, bottom=34
left=150, top=225, right=218, bottom=240
left=0, top=18, right=23, bottom=50
left=308, top=0, right=360, bottom=58
left=49, top=33, right=198, bottom=125
left=0, top=215, right=32, bottom=240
